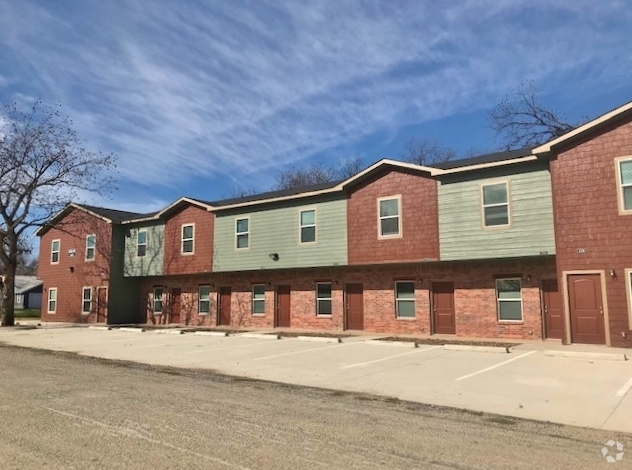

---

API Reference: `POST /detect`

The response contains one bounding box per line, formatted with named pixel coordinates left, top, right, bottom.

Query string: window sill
left=396, top=316, right=416, bottom=321
left=316, top=314, right=332, bottom=318
left=498, top=320, right=524, bottom=325
left=252, top=313, right=266, bottom=317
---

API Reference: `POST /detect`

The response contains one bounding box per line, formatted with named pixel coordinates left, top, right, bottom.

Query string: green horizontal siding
left=439, top=163, right=555, bottom=260
left=214, top=195, right=347, bottom=272
left=123, top=223, right=164, bottom=277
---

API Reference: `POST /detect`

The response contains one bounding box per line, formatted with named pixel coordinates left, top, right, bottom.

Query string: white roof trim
left=121, top=197, right=214, bottom=224
left=533, top=101, right=632, bottom=154
left=437, top=155, right=539, bottom=175
left=34, top=203, right=112, bottom=236
left=212, top=159, right=439, bottom=211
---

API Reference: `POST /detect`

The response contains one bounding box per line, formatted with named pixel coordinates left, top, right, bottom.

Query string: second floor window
left=85, top=235, right=96, bottom=261
left=137, top=230, right=147, bottom=257
left=482, top=182, right=510, bottom=227
left=618, top=159, right=632, bottom=211
left=236, top=218, right=249, bottom=249
left=181, top=224, right=194, bottom=254
left=379, top=197, right=401, bottom=237
left=51, top=239, right=60, bottom=264
left=300, top=209, right=316, bottom=243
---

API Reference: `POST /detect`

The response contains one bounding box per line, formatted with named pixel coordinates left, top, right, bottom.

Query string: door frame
left=539, top=278, right=560, bottom=340
left=274, top=284, right=291, bottom=328
left=562, top=270, right=610, bottom=346
left=344, top=283, right=364, bottom=331
left=217, top=286, right=231, bottom=326
left=96, top=286, right=108, bottom=323
left=430, top=281, right=456, bottom=335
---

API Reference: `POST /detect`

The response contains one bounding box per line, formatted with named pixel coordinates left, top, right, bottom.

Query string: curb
left=543, top=350, right=628, bottom=361
left=296, top=336, right=342, bottom=343
left=365, top=340, right=417, bottom=348
left=194, top=331, right=229, bottom=337
left=151, top=329, right=185, bottom=335
left=239, top=333, right=281, bottom=339
left=443, top=344, right=511, bottom=354
left=88, top=326, right=111, bottom=331
left=118, top=327, right=145, bottom=333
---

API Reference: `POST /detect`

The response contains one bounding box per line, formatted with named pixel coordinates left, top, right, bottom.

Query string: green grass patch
left=14, top=309, right=41, bottom=319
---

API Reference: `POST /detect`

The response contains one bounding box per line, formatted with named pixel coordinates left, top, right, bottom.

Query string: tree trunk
left=1, top=263, right=15, bottom=326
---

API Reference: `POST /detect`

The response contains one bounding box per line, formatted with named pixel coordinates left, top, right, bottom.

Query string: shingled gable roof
left=533, top=100, right=632, bottom=154
left=35, top=203, right=153, bottom=236
left=121, top=197, right=214, bottom=224
left=430, top=147, right=534, bottom=171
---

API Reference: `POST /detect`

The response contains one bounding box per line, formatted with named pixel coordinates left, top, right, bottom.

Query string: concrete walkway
left=2, top=325, right=631, bottom=434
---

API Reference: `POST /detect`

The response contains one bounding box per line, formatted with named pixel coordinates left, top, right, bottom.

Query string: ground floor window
left=316, top=283, right=332, bottom=315
left=81, top=287, right=92, bottom=314
left=496, top=278, right=522, bottom=321
left=153, top=287, right=164, bottom=314
left=48, top=288, right=57, bottom=313
left=198, top=285, right=210, bottom=314
left=395, top=281, right=415, bottom=318
left=252, top=285, right=265, bottom=314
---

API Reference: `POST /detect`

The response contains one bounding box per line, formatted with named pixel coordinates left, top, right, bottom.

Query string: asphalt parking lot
left=1, top=326, right=631, bottom=433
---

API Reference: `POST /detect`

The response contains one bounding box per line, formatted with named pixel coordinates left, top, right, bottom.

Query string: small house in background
left=0, top=276, right=43, bottom=310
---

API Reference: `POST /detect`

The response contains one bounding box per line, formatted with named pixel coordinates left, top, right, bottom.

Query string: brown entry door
left=218, top=287, right=231, bottom=326
left=276, top=285, right=291, bottom=327
left=432, top=282, right=455, bottom=335
left=96, top=287, right=107, bottom=324
left=170, top=288, right=182, bottom=324
left=568, top=274, right=606, bottom=345
left=542, top=279, right=563, bottom=340
left=345, top=283, right=364, bottom=330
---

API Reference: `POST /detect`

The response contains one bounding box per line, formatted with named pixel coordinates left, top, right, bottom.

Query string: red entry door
left=432, top=282, right=455, bottom=335
left=170, top=288, right=182, bottom=324
left=96, top=287, right=108, bottom=324
left=542, top=279, right=563, bottom=340
left=568, top=274, right=606, bottom=345
left=218, top=287, right=231, bottom=326
left=276, top=285, right=291, bottom=328
left=345, top=284, right=364, bottom=330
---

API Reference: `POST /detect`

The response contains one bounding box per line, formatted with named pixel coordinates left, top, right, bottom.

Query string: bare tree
left=336, top=156, right=365, bottom=179
left=489, top=82, right=577, bottom=149
left=0, top=101, right=116, bottom=326
left=275, top=162, right=337, bottom=190
left=402, top=137, right=456, bottom=166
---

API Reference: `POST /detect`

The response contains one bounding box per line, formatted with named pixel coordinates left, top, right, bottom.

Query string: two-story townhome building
left=37, top=204, right=149, bottom=323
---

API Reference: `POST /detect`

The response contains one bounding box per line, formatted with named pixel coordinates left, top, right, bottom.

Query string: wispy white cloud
left=0, top=0, right=631, bottom=200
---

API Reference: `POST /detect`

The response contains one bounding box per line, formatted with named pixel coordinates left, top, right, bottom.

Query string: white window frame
left=153, top=287, right=164, bottom=314
left=85, top=234, right=96, bottom=261
left=51, top=239, right=60, bottom=264
left=481, top=181, right=510, bottom=228
left=299, top=208, right=317, bottom=244
left=377, top=195, right=402, bottom=239
left=181, top=224, right=195, bottom=255
left=316, top=282, right=332, bottom=316
left=495, top=278, right=523, bottom=322
left=137, top=230, right=147, bottom=257
left=395, top=281, right=416, bottom=318
left=252, top=284, right=266, bottom=315
left=235, top=217, right=250, bottom=250
left=616, top=157, right=632, bottom=214
left=81, top=287, right=92, bottom=314
left=198, top=285, right=210, bottom=315
left=47, top=288, right=57, bottom=314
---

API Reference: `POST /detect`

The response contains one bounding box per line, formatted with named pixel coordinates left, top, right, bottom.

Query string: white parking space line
left=253, top=342, right=358, bottom=361
left=184, top=339, right=282, bottom=354
left=615, top=377, right=632, bottom=397
left=455, top=351, right=537, bottom=381
left=341, top=346, right=442, bottom=369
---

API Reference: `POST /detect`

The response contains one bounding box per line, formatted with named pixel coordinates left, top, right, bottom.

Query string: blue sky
left=1, top=0, right=631, bottom=214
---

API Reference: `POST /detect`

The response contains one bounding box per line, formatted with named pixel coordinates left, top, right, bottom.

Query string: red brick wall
left=163, top=205, right=214, bottom=275
left=347, top=169, right=440, bottom=264
left=139, top=258, right=555, bottom=340
left=38, top=208, right=112, bottom=323
left=550, top=116, right=632, bottom=347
